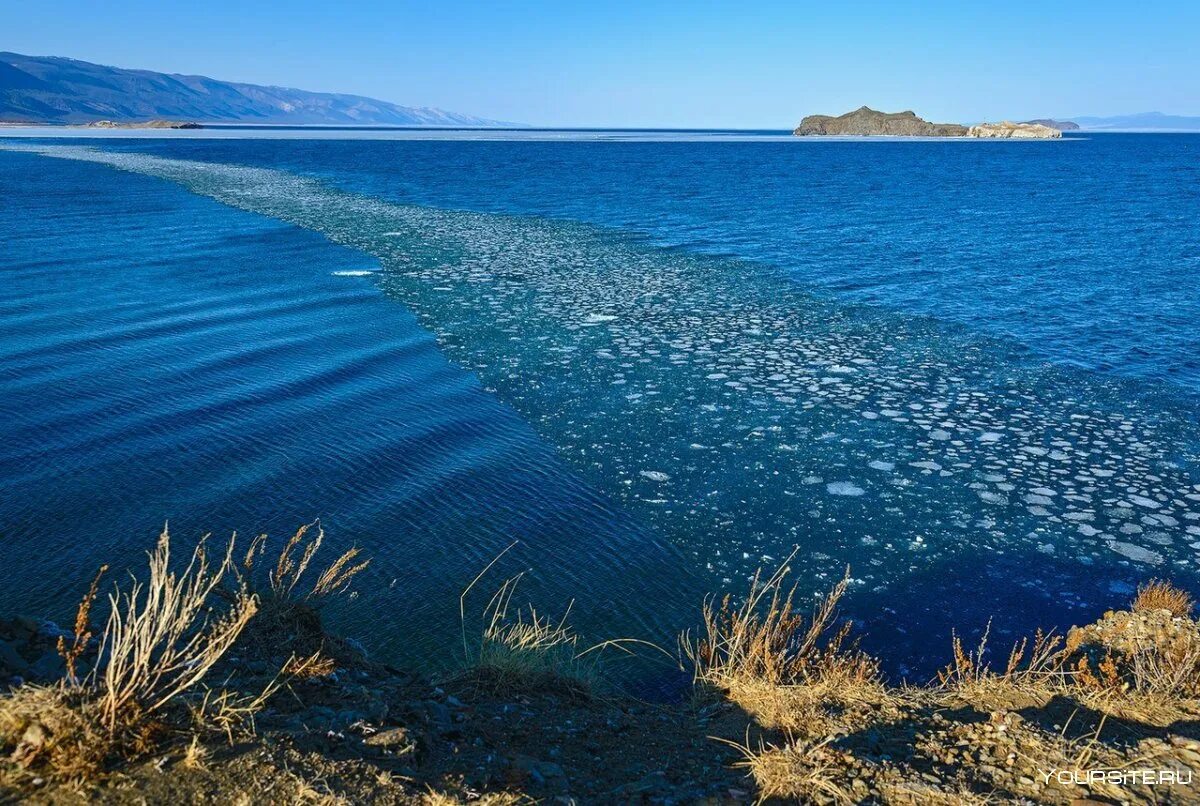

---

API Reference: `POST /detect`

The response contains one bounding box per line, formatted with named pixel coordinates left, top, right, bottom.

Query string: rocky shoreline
left=4, top=528, right=1200, bottom=804
left=0, top=617, right=73, bottom=688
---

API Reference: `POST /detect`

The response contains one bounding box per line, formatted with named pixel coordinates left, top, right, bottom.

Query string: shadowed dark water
left=1, top=134, right=1198, bottom=678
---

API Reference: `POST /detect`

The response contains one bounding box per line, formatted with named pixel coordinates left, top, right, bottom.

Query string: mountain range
left=1067, top=112, right=1200, bottom=131
left=0, top=52, right=511, bottom=127
left=3, top=52, right=1198, bottom=131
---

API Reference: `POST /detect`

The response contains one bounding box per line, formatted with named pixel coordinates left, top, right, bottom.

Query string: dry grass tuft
left=681, top=557, right=888, bottom=736
left=730, top=737, right=853, bottom=804
left=94, top=528, right=258, bottom=739
left=237, top=522, right=370, bottom=663
left=469, top=574, right=594, bottom=695
left=1133, top=579, right=1194, bottom=617
left=246, top=521, right=369, bottom=604
left=1067, top=605, right=1200, bottom=704
left=0, top=685, right=107, bottom=779
left=457, top=548, right=670, bottom=696
left=421, top=791, right=528, bottom=806
left=282, top=650, right=337, bottom=680
left=181, top=734, right=209, bottom=770
left=684, top=557, right=879, bottom=694
left=57, top=563, right=107, bottom=685
left=1, top=526, right=259, bottom=780
left=936, top=621, right=1065, bottom=709
left=192, top=648, right=332, bottom=744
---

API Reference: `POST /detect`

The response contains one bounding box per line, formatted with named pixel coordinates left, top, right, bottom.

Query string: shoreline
left=4, top=527, right=1200, bottom=803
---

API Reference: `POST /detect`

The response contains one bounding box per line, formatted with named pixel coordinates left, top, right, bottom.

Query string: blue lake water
left=1, top=132, right=1198, bottom=679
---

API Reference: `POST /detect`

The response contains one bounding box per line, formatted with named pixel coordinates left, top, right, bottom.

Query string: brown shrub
left=1133, top=579, right=1194, bottom=618
left=93, top=528, right=258, bottom=738
left=1, top=527, right=258, bottom=780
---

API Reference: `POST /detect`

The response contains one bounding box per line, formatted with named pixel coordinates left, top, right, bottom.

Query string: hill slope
left=0, top=52, right=510, bottom=126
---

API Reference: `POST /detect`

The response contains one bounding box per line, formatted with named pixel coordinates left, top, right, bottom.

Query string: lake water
left=2, top=131, right=1198, bottom=679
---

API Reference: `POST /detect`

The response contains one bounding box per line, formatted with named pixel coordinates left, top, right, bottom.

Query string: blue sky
left=4, top=1, right=1198, bottom=127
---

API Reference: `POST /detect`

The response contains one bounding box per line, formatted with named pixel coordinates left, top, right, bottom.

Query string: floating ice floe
left=1107, top=541, right=1163, bottom=565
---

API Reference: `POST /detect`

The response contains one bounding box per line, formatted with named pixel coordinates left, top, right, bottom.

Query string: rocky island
left=82, top=119, right=204, bottom=129
left=794, top=106, right=968, bottom=136
left=794, top=106, right=1063, bottom=138
left=968, top=121, right=1062, bottom=138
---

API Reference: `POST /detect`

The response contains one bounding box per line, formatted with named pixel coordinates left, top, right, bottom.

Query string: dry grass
left=94, top=528, right=258, bottom=739
left=243, top=521, right=369, bottom=605
left=57, top=563, right=107, bottom=685
left=1133, top=579, right=1194, bottom=617
left=936, top=621, right=1065, bottom=710
left=0, top=685, right=107, bottom=778
left=1106, top=628, right=1200, bottom=698
left=731, top=737, right=853, bottom=804
left=282, top=650, right=338, bottom=680
left=181, top=734, right=209, bottom=770
left=457, top=548, right=672, bottom=696
left=685, top=559, right=879, bottom=690
left=421, top=791, right=528, bottom=805
left=467, top=574, right=594, bottom=695
left=1130, top=636, right=1200, bottom=696
left=1068, top=595, right=1200, bottom=702
left=9, top=524, right=1200, bottom=803
left=1, top=521, right=370, bottom=787
left=236, top=522, right=370, bottom=664
left=680, top=557, right=891, bottom=742
left=458, top=546, right=596, bottom=695
left=1, top=527, right=259, bottom=779
left=191, top=677, right=279, bottom=744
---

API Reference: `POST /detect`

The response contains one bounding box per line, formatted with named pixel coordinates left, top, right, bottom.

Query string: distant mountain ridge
left=1022, top=119, right=1079, bottom=131
left=1069, top=112, right=1200, bottom=131
left=0, top=52, right=513, bottom=127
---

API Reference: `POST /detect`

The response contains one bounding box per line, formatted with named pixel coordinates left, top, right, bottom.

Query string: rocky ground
left=2, top=614, right=756, bottom=803
left=5, top=578, right=1200, bottom=803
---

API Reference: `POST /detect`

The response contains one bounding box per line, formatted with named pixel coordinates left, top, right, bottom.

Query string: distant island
left=794, top=107, right=1061, bottom=138
left=0, top=51, right=512, bottom=127
left=82, top=119, right=203, bottom=130
left=794, top=106, right=967, bottom=136
left=968, top=121, right=1062, bottom=139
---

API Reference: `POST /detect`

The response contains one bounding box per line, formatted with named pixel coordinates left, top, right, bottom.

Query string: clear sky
left=4, top=1, right=1198, bottom=127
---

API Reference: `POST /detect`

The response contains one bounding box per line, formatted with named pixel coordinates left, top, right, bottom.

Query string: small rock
left=12, top=722, right=50, bottom=767
left=363, top=727, right=418, bottom=754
